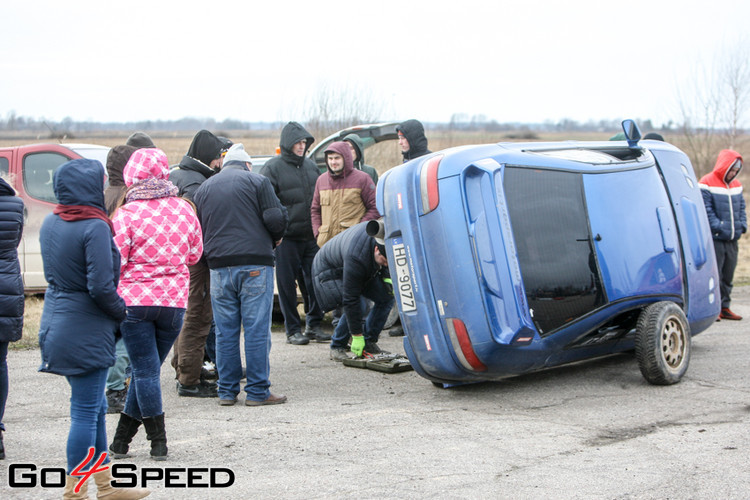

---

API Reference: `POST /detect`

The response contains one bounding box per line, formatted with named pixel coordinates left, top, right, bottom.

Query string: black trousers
left=275, top=239, right=323, bottom=336
left=713, top=238, right=739, bottom=308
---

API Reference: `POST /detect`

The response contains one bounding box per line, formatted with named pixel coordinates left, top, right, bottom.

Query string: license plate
left=391, top=239, right=416, bottom=313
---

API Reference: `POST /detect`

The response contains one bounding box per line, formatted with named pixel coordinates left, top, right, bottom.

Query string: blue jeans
left=0, top=341, right=7, bottom=432
left=106, top=338, right=130, bottom=391
left=121, top=306, right=185, bottom=419
left=210, top=265, right=274, bottom=402
left=331, top=279, right=394, bottom=350
left=65, top=368, right=109, bottom=474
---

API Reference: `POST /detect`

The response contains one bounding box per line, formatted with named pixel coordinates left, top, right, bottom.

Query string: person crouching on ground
left=38, top=159, right=149, bottom=498
left=109, top=148, right=203, bottom=461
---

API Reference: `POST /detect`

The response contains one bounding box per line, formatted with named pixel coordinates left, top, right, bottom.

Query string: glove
left=350, top=335, right=365, bottom=357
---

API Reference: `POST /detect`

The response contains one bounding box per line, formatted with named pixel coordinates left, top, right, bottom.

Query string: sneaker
left=287, top=332, right=310, bottom=345
left=364, top=342, right=390, bottom=355
left=106, top=388, right=127, bottom=414
left=720, top=308, right=743, bottom=320
left=304, top=325, right=332, bottom=343
left=330, top=348, right=352, bottom=362
left=177, top=381, right=218, bottom=398
left=245, top=393, right=287, bottom=406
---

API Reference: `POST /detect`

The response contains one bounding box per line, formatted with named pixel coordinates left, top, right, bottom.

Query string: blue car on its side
left=374, top=121, right=720, bottom=387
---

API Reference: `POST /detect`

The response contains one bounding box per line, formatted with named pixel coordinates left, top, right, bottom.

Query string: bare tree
left=303, top=82, right=386, bottom=139
left=677, top=38, right=750, bottom=175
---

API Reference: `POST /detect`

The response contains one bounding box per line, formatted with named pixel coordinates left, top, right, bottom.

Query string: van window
left=23, top=152, right=69, bottom=203
left=503, top=167, right=605, bottom=334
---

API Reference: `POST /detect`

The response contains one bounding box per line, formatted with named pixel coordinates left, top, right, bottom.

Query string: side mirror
left=622, top=119, right=642, bottom=148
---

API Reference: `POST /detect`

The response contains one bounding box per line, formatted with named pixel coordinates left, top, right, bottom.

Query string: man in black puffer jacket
left=312, top=221, right=394, bottom=361
left=260, top=122, right=328, bottom=345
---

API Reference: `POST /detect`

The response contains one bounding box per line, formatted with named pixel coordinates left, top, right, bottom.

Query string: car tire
left=383, top=303, right=400, bottom=330
left=635, top=301, right=691, bottom=385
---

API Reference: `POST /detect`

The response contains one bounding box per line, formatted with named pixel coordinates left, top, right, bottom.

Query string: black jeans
left=274, top=239, right=323, bottom=336
left=714, top=238, right=739, bottom=308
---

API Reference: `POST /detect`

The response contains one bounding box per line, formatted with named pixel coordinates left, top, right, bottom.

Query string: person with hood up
left=396, top=119, right=431, bottom=162
left=194, top=144, right=289, bottom=406
left=261, top=121, right=328, bottom=344
left=169, top=130, right=227, bottom=398
left=37, top=159, right=149, bottom=498
left=341, top=134, right=378, bottom=184
left=0, top=177, right=23, bottom=461
left=109, top=148, right=202, bottom=461
left=311, top=141, right=379, bottom=248
left=699, top=149, right=747, bottom=320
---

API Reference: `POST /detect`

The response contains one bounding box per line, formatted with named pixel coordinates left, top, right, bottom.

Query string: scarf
left=53, top=205, right=114, bottom=235
left=125, top=178, right=178, bottom=203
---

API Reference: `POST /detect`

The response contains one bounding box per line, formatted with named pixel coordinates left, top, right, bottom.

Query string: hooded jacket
left=0, top=177, right=24, bottom=342
left=38, top=159, right=126, bottom=376
left=699, top=149, right=747, bottom=241
left=343, top=134, right=378, bottom=184
left=312, top=222, right=389, bottom=336
left=260, top=122, right=320, bottom=240
left=104, top=144, right=137, bottom=215
left=311, top=141, right=379, bottom=247
left=169, top=130, right=224, bottom=201
left=112, top=149, right=203, bottom=308
left=194, top=163, right=288, bottom=269
left=397, top=119, right=431, bottom=162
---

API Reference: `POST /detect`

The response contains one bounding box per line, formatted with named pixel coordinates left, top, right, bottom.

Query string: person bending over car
left=312, top=221, right=394, bottom=361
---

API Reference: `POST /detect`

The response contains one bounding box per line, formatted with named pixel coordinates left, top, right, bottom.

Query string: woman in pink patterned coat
left=108, top=148, right=203, bottom=461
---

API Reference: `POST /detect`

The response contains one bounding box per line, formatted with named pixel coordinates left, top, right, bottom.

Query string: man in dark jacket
left=0, top=177, right=24, bottom=459
left=396, top=119, right=431, bottom=162
left=194, top=143, right=289, bottom=406
left=312, top=221, right=394, bottom=361
left=699, top=149, right=747, bottom=320
left=261, top=122, right=328, bottom=344
left=169, top=130, right=227, bottom=398
left=342, top=134, right=378, bottom=184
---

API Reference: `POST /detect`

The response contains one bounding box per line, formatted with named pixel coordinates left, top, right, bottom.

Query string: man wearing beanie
left=126, top=131, right=156, bottom=149
left=261, top=122, right=329, bottom=345
left=169, top=130, right=228, bottom=398
left=194, top=143, right=289, bottom=406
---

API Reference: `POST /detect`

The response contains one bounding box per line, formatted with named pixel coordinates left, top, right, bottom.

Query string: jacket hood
left=279, top=122, right=314, bottom=165
left=0, top=177, right=15, bottom=196
left=106, top=145, right=137, bottom=187
left=324, top=141, right=354, bottom=177
left=187, top=130, right=224, bottom=166
left=711, top=149, right=743, bottom=185
left=123, top=148, right=171, bottom=187
left=53, top=159, right=106, bottom=210
left=343, top=134, right=365, bottom=164
left=396, top=119, right=429, bottom=160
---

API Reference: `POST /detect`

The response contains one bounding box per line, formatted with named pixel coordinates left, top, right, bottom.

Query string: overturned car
left=374, top=121, right=720, bottom=387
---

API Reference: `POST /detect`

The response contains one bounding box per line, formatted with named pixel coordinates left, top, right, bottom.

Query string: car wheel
left=383, top=303, right=400, bottom=330
left=635, top=301, right=691, bottom=385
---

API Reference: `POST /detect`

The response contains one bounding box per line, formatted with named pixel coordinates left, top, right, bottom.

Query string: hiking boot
left=330, top=348, right=352, bottom=362
left=304, top=325, right=332, bottom=343
left=177, top=381, right=218, bottom=398
left=286, top=332, right=310, bottom=345
left=720, top=308, right=743, bottom=320
left=106, top=388, right=127, bottom=414
left=245, top=393, right=287, bottom=406
left=364, top=342, right=390, bottom=355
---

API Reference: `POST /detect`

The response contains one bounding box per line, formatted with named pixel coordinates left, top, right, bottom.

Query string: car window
left=23, top=152, right=70, bottom=203
left=503, top=166, right=605, bottom=334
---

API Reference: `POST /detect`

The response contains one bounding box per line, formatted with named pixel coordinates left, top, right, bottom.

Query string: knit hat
left=223, top=143, right=253, bottom=165
left=126, top=131, right=156, bottom=149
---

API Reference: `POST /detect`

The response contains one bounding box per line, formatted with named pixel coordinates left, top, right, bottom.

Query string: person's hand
left=350, top=335, right=365, bottom=357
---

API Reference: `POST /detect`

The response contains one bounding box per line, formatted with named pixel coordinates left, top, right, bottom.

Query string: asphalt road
left=2, top=288, right=749, bottom=499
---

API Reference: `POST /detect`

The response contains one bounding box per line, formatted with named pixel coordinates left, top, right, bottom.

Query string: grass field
left=4, top=128, right=749, bottom=349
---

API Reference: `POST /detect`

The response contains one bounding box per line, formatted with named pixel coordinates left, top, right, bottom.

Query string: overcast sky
left=2, top=0, right=748, bottom=127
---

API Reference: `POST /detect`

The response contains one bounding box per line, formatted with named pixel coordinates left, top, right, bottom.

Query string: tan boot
left=92, top=469, right=150, bottom=499
left=63, top=474, right=91, bottom=500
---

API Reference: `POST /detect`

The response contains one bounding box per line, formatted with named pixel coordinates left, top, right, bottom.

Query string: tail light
left=446, top=318, right=487, bottom=372
left=420, top=154, right=442, bottom=214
